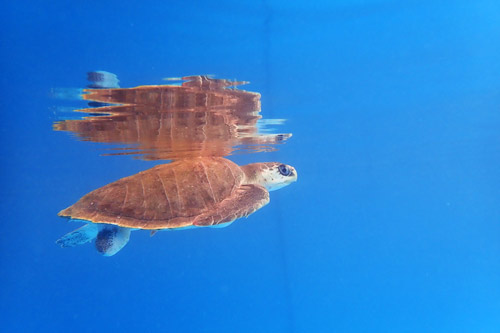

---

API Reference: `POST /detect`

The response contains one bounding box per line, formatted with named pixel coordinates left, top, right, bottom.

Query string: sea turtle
left=57, top=157, right=297, bottom=256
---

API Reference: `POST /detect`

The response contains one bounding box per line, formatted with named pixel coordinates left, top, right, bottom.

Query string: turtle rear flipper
left=56, top=223, right=131, bottom=256
left=193, top=185, right=269, bottom=227
left=95, top=226, right=131, bottom=256
left=56, top=223, right=99, bottom=248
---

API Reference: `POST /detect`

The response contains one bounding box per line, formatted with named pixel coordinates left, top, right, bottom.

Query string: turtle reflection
left=54, top=74, right=290, bottom=160
left=55, top=73, right=296, bottom=256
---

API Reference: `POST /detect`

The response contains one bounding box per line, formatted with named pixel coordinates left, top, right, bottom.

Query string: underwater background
left=1, top=0, right=499, bottom=332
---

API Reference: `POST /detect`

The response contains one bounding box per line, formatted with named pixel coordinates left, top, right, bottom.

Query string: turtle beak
left=291, top=167, right=298, bottom=182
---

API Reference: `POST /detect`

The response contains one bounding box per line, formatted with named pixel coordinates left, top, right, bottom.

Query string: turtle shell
left=58, top=157, right=245, bottom=229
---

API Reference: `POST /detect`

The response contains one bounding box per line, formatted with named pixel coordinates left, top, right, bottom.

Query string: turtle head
left=242, top=162, right=297, bottom=191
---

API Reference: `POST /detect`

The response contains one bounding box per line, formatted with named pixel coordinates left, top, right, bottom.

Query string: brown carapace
left=59, top=157, right=270, bottom=229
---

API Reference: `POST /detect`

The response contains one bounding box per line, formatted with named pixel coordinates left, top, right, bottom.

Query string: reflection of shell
left=58, top=157, right=268, bottom=229
left=54, top=108, right=260, bottom=160
left=82, top=76, right=259, bottom=111
left=54, top=75, right=290, bottom=160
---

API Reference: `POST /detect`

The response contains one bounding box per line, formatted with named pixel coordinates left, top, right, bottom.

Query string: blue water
left=1, top=1, right=500, bottom=332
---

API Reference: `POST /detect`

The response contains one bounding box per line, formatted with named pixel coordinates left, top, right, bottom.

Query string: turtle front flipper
left=193, top=185, right=270, bottom=227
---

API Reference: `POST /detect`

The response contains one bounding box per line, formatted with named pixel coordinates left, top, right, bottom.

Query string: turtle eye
left=278, top=164, right=291, bottom=176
